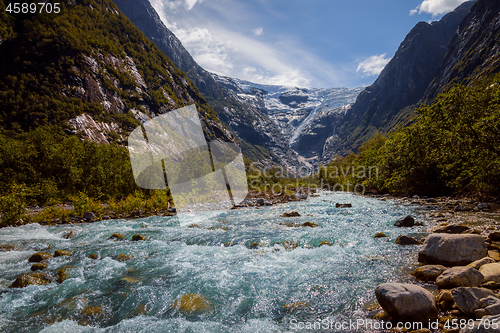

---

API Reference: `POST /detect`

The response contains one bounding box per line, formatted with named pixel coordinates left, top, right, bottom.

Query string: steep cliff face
left=423, top=0, right=500, bottom=102
left=0, top=0, right=231, bottom=144
left=337, top=1, right=475, bottom=151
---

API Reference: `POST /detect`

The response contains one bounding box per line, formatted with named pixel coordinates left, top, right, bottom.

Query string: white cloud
left=253, top=27, right=264, bottom=36
left=410, top=0, right=469, bottom=17
left=357, top=54, right=391, bottom=77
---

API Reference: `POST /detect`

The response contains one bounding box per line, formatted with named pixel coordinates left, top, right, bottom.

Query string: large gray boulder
left=452, top=287, right=496, bottom=316
left=375, top=283, right=438, bottom=323
left=418, top=234, right=487, bottom=266
left=479, top=263, right=500, bottom=283
left=436, top=267, right=484, bottom=289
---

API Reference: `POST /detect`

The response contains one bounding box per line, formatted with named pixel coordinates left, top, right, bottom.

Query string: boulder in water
left=31, top=262, right=48, bottom=271
left=280, top=211, right=300, bottom=217
left=394, top=216, right=415, bottom=227
left=28, top=252, right=52, bottom=262
left=173, top=294, right=212, bottom=314
left=9, top=272, right=53, bottom=288
left=131, top=234, right=146, bottom=241
left=395, top=235, right=422, bottom=245
left=374, top=233, right=388, bottom=238
left=108, top=233, right=125, bottom=241
left=54, top=250, right=71, bottom=257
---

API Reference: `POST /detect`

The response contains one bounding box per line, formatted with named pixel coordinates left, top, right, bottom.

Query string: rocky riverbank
left=369, top=195, right=500, bottom=333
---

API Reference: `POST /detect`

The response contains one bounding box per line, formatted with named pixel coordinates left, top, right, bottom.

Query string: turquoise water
left=0, top=192, right=425, bottom=333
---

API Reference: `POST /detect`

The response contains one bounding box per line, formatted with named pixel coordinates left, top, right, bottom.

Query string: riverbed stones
left=115, top=254, right=133, bottom=262
left=394, top=215, right=415, bottom=227
left=375, top=283, right=438, bottom=323
left=87, top=254, right=98, bottom=260
left=469, top=258, right=496, bottom=270
left=301, top=222, right=317, bottom=228
left=54, top=250, right=71, bottom=257
left=395, top=235, right=422, bottom=245
left=56, top=269, right=69, bottom=284
left=451, top=287, right=496, bottom=316
left=489, top=251, right=500, bottom=261
left=479, top=263, right=500, bottom=283
left=280, top=211, right=300, bottom=217
left=31, top=262, right=48, bottom=271
left=412, top=265, right=447, bottom=282
left=433, top=224, right=470, bottom=234
left=83, top=211, right=96, bottom=221
left=418, top=234, right=487, bottom=266
left=131, top=234, right=146, bottom=241
left=284, top=302, right=310, bottom=312
left=436, top=267, right=484, bottom=289
left=28, top=252, right=52, bottom=262
left=336, top=203, right=352, bottom=208
left=173, top=294, right=211, bottom=314
left=374, top=232, right=388, bottom=238
left=0, top=244, right=15, bottom=251
left=489, top=232, right=500, bottom=242
left=9, top=272, right=53, bottom=288
left=108, top=233, right=125, bottom=241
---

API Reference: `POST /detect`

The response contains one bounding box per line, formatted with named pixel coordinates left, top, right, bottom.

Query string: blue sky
left=149, top=0, right=471, bottom=88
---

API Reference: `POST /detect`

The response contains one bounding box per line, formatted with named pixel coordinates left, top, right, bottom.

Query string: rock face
left=436, top=267, right=484, bottom=289
left=479, top=263, right=500, bottom=283
left=452, top=287, right=496, bottom=316
left=423, top=0, right=500, bottom=103
left=394, top=216, right=415, bottom=227
left=412, top=265, right=447, bottom=282
left=337, top=1, right=475, bottom=151
left=375, top=283, right=438, bottom=323
left=418, top=234, right=487, bottom=266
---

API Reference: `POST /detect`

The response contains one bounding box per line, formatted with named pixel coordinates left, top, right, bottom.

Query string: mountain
left=0, top=0, right=232, bottom=145
left=336, top=1, right=475, bottom=151
left=423, top=0, right=500, bottom=102
left=212, top=74, right=363, bottom=166
left=112, top=0, right=308, bottom=170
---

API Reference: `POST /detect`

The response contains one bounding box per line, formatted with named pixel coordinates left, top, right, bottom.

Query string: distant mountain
left=337, top=1, right=475, bottom=151
left=0, top=0, right=231, bottom=145
left=423, top=0, right=500, bottom=102
left=212, top=74, right=362, bottom=164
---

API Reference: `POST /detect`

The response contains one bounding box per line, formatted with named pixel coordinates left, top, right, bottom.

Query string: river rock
left=173, top=294, right=211, bottom=314
left=108, top=233, right=125, bottom=241
left=284, top=302, right=310, bottom=312
left=28, top=252, right=52, bottom=262
left=489, top=232, right=500, bottom=241
left=56, top=269, right=69, bottom=284
left=433, top=224, right=470, bottom=234
left=280, top=211, right=300, bottom=217
left=395, top=235, right=422, bottom=245
left=0, top=244, right=15, bottom=251
left=336, top=203, right=352, bottom=208
left=437, top=290, right=453, bottom=302
left=469, top=258, right=496, bottom=270
left=394, top=215, right=415, bottom=227
left=479, top=263, right=500, bottom=283
left=9, top=272, right=53, bottom=288
left=301, top=222, right=317, bottom=228
left=54, top=250, right=71, bottom=257
left=131, top=235, right=146, bottom=241
left=257, top=198, right=265, bottom=205
left=418, top=234, right=487, bottom=266
left=375, top=283, right=438, bottom=323
left=477, top=203, right=492, bottom=210
left=320, top=241, right=332, bottom=246
left=436, top=267, right=484, bottom=289
left=31, top=262, right=48, bottom=271
left=115, top=254, right=133, bottom=262
left=412, top=265, right=447, bottom=282
left=83, top=211, right=96, bottom=221
left=87, top=254, right=98, bottom=260
left=489, top=251, right=500, bottom=261
left=451, top=287, right=496, bottom=316
left=374, top=232, right=388, bottom=238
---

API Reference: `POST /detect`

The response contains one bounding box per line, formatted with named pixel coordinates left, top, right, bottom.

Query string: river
left=0, top=192, right=426, bottom=333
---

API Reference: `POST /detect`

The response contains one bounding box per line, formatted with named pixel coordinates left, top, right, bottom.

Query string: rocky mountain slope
left=0, top=0, right=231, bottom=145
left=112, top=0, right=308, bottom=170
left=336, top=1, right=475, bottom=152
left=423, top=0, right=500, bottom=102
